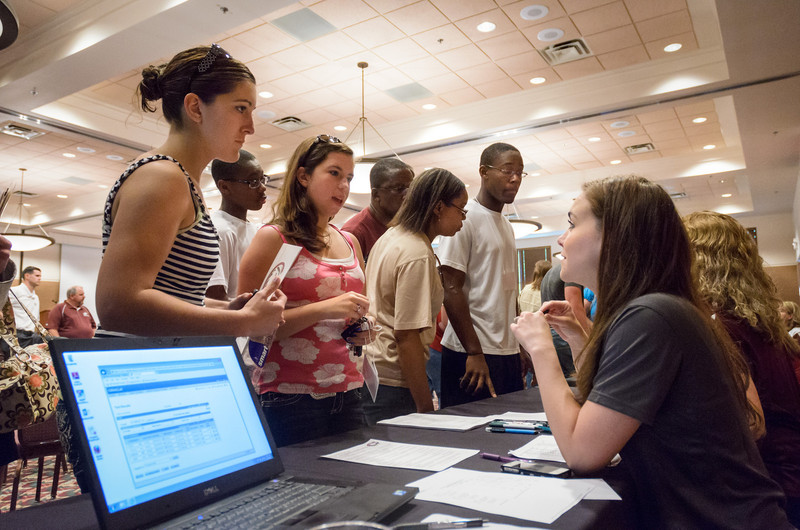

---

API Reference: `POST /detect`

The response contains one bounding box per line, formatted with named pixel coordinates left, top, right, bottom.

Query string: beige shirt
left=518, top=284, right=543, bottom=313
left=365, top=226, right=443, bottom=387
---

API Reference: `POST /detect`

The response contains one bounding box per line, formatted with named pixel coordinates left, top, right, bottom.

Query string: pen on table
left=479, top=452, right=519, bottom=463
left=394, top=518, right=486, bottom=530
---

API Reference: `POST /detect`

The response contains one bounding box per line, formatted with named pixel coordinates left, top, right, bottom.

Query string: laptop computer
left=50, top=335, right=417, bottom=530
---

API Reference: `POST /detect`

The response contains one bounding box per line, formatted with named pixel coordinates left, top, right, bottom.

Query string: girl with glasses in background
left=511, top=176, right=792, bottom=528
left=362, top=168, right=467, bottom=424
left=238, top=135, right=374, bottom=447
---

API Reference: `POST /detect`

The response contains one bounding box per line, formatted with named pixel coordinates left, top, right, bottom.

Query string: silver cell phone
left=501, top=460, right=572, bottom=478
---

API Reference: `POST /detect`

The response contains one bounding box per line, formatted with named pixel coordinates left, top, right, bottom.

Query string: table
left=0, top=388, right=636, bottom=528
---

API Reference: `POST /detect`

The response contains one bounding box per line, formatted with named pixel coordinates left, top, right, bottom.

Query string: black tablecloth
left=0, top=388, right=636, bottom=528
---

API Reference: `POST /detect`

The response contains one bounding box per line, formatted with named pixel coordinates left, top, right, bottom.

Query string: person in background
left=341, top=158, right=414, bottom=262
left=427, top=306, right=447, bottom=405
left=96, top=44, right=285, bottom=338
left=583, top=287, right=597, bottom=320
left=238, top=135, right=374, bottom=447
left=518, top=259, right=551, bottom=313
left=9, top=265, right=43, bottom=347
left=0, top=236, right=18, bottom=469
left=47, top=285, right=96, bottom=338
left=684, top=210, right=800, bottom=526
left=511, top=176, right=791, bottom=528
left=363, top=168, right=467, bottom=424
left=779, top=301, right=800, bottom=339
left=205, top=149, right=267, bottom=301
left=437, top=142, right=530, bottom=408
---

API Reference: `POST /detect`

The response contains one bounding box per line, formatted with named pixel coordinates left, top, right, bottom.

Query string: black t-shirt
left=540, top=261, right=581, bottom=304
left=589, top=293, right=790, bottom=529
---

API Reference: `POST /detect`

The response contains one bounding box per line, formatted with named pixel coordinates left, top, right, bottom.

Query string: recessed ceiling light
left=703, top=144, right=716, bottom=150
left=537, top=28, right=564, bottom=42
left=259, top=91, right=274, bottom=99
left=520, top=5, right=549, bottom=21
left=465, top=184, right=470, bottom=188
left=721, top=193, right=732, bottom=198
left=256, top=110, right=276, bottom=120
left=477, top=21, right=496, bottom=33
left=422, top=103, right=437, bottom=110
left=617, top=130, right=636, bottom=137
left=334, top=125, right=347, bottom=131
left=97, top=184, right=108, bottom=189
left=62, top=153, right=76, bottom=158
left=106, top=154, right=124, bottom=161
left=530, top=172, right=541, bottom=177
left=529, top=76, right=546, bottom=85
left=260, top=144, right=272, bottom=149
left=664, top=43, right=682, bottom=53
left=76, top=146, right=95, bottom=153
left=610, top=160, right=622, bottom=165
left=22, top=203, right=30, bottom=207
left=692, top=117, right=707, bottom=123
left=530, top=216, right=539, bottom=219
left=57, top=194, right=68, bottom=198
left=588, top=137, right=601, bottom=142
left=610, top=120, right=629, bottom=128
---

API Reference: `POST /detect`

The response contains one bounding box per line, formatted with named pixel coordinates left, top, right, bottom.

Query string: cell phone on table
left=501, top=460, right=571, bottom=478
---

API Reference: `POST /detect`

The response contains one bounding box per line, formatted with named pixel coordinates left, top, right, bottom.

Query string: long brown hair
left=525, top=260, right=552, bottom=290
left=684, top=210, right=800, bottom=358
left=270, top=136, right=354, bottom=253
left=393, top=168, right=465, bottom=234
left=577, top=176, right=757, bottom=428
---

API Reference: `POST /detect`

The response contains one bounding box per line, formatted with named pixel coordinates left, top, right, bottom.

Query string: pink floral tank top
left=253, top=225, right=365, bottom=395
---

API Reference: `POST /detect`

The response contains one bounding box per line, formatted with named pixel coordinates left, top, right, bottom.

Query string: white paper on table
left=485, top=411, right=548, bottom=422
left=573, top=479, right=622, bottom=500
left=378, top=413, right=490, bottom=431
left=422, top=513, right=542, bottom=529
left=407, top=468, right=593, bottom=524
left=510, top=434, right=566, bottom=462
left=321, top=439, right=478, bottom=472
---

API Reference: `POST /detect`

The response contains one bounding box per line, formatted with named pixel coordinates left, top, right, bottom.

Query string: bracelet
left=466, top=351, right=484, bottom=357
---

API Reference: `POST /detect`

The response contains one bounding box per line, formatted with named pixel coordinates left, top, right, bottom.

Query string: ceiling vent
left=1, top=122, right=46, bottom=140
left=669, top=191, right=687, bottom=199
left=539, top=38, right=593, bottom=66
left=271, top=116, right=311, bottom=132
left=624, top=143, right=656, bottom=155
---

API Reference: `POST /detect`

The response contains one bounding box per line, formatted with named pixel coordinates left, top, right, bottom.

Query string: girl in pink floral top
left=239, top=135, right=374, bottom=447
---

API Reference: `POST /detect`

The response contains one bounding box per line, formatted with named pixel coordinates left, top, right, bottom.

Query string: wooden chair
left=9, top=416, right=66, bottom=510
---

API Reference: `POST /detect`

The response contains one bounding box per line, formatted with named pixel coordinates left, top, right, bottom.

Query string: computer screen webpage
left=62, top=345, right=274, bottom=513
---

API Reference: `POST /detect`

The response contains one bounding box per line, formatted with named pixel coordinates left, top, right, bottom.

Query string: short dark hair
left=393, top=168, right=465, bottom=234
left=369, top=158, right=413, bottom=189
left=21, top=266, right=40, bottom=279
left=480, top=142, right=520, bottom=167
left=138, top=45, right=255, bottom=129
left=211, top=149, right=259, bottom=184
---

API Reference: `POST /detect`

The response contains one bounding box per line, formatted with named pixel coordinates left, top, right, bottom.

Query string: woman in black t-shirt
left=511, top=176, right=792, bottom=528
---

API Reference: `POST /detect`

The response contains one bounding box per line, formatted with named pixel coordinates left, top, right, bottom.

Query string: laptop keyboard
left=170, top=479, right=355, bottom=529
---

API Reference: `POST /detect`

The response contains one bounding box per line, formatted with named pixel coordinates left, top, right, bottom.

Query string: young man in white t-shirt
left=205, top=149, right=267, bottom=302
left=437, top=143, right=531, bottom=408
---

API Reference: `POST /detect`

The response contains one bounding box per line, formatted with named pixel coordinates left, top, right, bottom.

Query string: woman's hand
left=511, top=311, right=554, bottom=360
left=540, top=300, right=589, bottom=353
left=322, top=291, right=370, bottom=322
left=240, top=283, right=287, bottom=337
left=345, top=316, right=378, bottom=346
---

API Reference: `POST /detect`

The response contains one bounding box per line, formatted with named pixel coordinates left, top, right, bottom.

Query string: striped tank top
left=102, top=155, right=219, bottom=306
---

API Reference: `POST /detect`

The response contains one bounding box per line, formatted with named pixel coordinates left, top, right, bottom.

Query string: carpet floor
left=0, top=455, right=81, bottom=513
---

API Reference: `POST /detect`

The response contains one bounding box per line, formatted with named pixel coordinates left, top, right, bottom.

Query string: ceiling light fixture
left=721, top=193, right=732, bottom=198
left=610, top=120, right=629, bottom=128
left=334, top=125, right=347, bottom=131
left=2, top=168, right=55, bottom=252
left=510, top=219, right=543, bottom=238
left=588, top=137, right=601, bottom=142
left=62, top=152, right=76, bottom=158
left=703, top=144, right=716, bottom=150
left=259, top=91, right=274, bottom=98
left=76, top=146, right=95, bottom=153
left=529, top=76, right=546, bottom=85
left=343, top=62, right=405, bottom=194
left=422, top=103, right=437, bottom=110
left=692, top=117, right=707, bottom=123
left=477, top=21, right=496, bottom=33
left=260, top=144, right=272, bottom=149
left=520, top=5, right=549, bottom=21
left=0, top=0, right=19, bottom=50
left=610, top=159, right=622, bottom=165
left=106, top=154, right=124, bottom=161
left=537, top=28, right=564, bottom=42
left=664, top=43, right=682, bottom=53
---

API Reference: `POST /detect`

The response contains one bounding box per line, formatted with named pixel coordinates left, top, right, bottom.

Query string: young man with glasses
left=342, top=158, right=414, bottom=261
left=206, top=149, right=268, bottom=301
left=437, top=142, right=532, bottom=408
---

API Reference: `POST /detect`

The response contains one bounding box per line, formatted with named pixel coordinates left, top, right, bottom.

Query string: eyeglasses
left=189, top=43, right=231, bottom=91
left=484, top=165, right=528, bottom=179
left=222, top=175, right=268, bottom=189
left=375, top=184, right=409, bottom=194
left=299, top=134, right=342, bottom=168
left=447, top=203, right=468, bottom=217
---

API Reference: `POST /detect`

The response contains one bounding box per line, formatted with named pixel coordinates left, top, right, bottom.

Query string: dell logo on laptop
left=203, top=486, right=220, bottom=497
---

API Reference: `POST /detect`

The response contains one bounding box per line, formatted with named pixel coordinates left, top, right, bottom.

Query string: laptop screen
left=57, top=340, right=275, bottom=514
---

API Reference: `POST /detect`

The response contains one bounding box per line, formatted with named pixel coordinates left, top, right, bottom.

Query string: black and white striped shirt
left=102, top=155, right=219, bottom=306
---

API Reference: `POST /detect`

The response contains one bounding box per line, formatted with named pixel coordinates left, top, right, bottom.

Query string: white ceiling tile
left=474, top=77, right=523, bottom=98
left=396, top=56, right=451, bottom=81
left=457, top=62, right=509, bottom=86
left=343, top=17, right=406, bottom=48
left=431, top=0, right=497, bottom=21
left=271, top=45, right=329, bottom=71
left=570, top=1, right=631, bottom=36
left=435, top=44, right=490, bottom=70
left=494, top=50, right=550, bottom=76
left=384, top=2, right=450, bottom=35
left=305, top=32, right=367, bottom=61
left=477, top=31, right=536, bottom=61
left=412, top=24, right=472, bottom=53
left=310, top=0, right=379, bottom=29
left=372, top=38, right=431, bottom=66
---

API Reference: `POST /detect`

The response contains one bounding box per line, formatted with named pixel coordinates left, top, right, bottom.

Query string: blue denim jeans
left=361, top=384, right=416, bottom=426
left=426, top=347, right=442, bottom=396
left=259, top=388, right=366, bottom=447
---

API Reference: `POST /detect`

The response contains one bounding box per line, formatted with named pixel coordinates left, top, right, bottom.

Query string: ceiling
left=0, top=0, right=798, bottom=245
